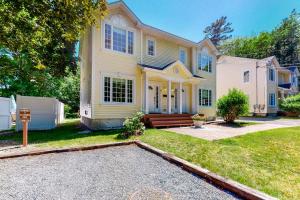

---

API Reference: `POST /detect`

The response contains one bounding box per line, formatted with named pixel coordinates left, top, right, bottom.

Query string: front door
left=182, top=86, right=189, bottom=113
left=149, top=84, right=161, bottom=113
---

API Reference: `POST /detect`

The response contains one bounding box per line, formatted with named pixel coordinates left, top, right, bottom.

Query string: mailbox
left=19, top=108, right=30, bottom=147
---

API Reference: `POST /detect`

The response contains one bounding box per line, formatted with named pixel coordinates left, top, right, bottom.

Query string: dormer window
left=147, top=39, right=156, bottom=56
left=104, top=23, right=134, bottom=55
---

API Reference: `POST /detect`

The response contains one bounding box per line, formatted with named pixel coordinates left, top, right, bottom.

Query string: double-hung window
left=269, top=68, right=275, bottom=81
left=179, top=48, right=187, bottom=64
left=199, top=89, right=212, bottom=107
left=103, top=76, right=134, bottom=104
left=104, top=23, right=134, bottom=55
left=147, top=39, right=155, bottom=56
left=198, top=53, right=212, bottom=72
left=268, top=93, right=276, bottom=107
left=243, top=70, right=250, bottom=83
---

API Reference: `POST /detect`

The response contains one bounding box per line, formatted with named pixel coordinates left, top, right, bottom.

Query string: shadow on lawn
left=0, top=119, right=126, bottom=146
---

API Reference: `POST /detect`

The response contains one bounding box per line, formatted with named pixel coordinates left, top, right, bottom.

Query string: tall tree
left=0, top=0, right=107, bottom=76
left=272, top=9, right=300, bottom=65
left=203, top=16, right=234, bottom=46
left=220, top=10, right=300, bottom=66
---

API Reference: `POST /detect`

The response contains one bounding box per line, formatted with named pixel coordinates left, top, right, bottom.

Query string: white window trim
left=243, top=70, right=250, bottom=83
left=101, top=21, right=136, bottom=57
left=268, top=93, right=276, bottom=107
left=100, top=72, right=136, bottom=105
left=197, top=52, right=213, bottom=73
left=179, top=47, right=187, bottom=65
left=268, top=67, right=276, bottom=82
left=146, top=37, right=156, bottom=57
left=198, top=88, right=213, bottom=107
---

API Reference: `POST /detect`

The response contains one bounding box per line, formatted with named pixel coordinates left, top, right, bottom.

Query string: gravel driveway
left=0, top=145, right=237, bottom=200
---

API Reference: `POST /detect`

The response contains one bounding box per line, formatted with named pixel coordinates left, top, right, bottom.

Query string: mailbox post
left=19, top=108, right=31, bottom=147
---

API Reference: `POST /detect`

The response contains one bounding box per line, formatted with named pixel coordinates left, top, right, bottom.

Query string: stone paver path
left=164, top=118, right=300, bottom=141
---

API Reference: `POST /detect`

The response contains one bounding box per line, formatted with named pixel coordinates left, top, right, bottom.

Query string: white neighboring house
left=0, top=97, right=12, bottom=131
left=16, top=95, right=64, bottom=131
left=217, top=55, right=291, bottom=116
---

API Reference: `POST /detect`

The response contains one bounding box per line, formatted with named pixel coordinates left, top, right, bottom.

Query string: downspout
left=255, top=61, right=258, bottom=114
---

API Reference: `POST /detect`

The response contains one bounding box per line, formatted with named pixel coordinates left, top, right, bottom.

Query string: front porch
left=143, top=113, right=194, bottom=128
left=140, top=61, right=203, bottom=116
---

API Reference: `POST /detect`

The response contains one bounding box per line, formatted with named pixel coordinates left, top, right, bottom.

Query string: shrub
left=122, top=112, right=145, bottom=138
left=217, top=88, right=249, bottom=123
left=279, top=94, right=300, bottom=115
left=64, top=104, right=79, bottom=119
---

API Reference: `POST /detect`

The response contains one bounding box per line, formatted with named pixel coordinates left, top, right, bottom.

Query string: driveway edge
left=0, top=141, right=136, bottom=160
left=135, top=141, right=278, bottom=200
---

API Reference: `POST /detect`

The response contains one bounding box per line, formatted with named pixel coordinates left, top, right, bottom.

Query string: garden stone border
left=0, top=140, right=277, bottom=200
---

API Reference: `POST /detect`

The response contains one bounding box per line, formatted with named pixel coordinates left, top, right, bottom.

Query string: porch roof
left=138, top=62, right=204, bottom=80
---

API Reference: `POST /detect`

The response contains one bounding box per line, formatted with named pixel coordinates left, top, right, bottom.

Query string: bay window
left=103, top=76, right=134, bottom=104
left=104, top=23, right=134, bottom=55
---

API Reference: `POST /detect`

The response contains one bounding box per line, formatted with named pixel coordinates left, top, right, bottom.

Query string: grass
left=0, top=119, right=299, bottom=199
left=218, top=121, right=259, bottom=127
left=0, top=119, right=126, bottom=148
left=140, top=127, right=300, bottom=200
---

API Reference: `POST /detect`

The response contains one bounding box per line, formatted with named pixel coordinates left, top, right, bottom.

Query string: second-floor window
left=269, top=68, right=275, bottom=81
left=147, top=39, right=156, bottom=56
left=243, top=70, right=250, bottom=83
left=198, top=53, right=212, bottom=73
left=104, top=23, right=134, bottom=55
left=179, top=48, right=187, bottom=64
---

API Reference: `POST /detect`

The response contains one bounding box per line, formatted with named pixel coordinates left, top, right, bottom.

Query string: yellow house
left=79, top=1, right=218, bottom=129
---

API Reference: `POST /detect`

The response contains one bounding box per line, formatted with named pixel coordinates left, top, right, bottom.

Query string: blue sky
left=108, top=0, right=300, bottom=42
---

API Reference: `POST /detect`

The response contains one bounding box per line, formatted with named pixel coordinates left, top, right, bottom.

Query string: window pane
left=112, top=78, right=126, bottom=102
left=244, top=71, right=250, bottom=83
left=127, top=80, right=133, bottom=103
left=179, top=49, right=186, bottom=64
left=208, top=56, right=212, bottom=72
left=104, top=77, right=111, bottom=102
left=197, top=53, right=201, bottom=70
left=105, top=24, right=112, bottom=49
left=113, top=27, right=126, bottom=53
left=209, top=90, right=212, bottom=106
left=202, top=89, right=209, bottom=106
left=198, top=89, right=202, bottom=106
left=201, top=55, right=209, bottom=72
left=127, top=31, right=134, bottom=54
left=148, top=40, right=155, bottom=56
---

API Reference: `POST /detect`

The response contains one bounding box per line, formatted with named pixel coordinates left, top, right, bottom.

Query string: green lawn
left=0, top=119, right=126, bottom=148
left=0, top=119, right=299, bottom=199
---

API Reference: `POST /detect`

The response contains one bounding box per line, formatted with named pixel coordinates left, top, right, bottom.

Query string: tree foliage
left=220, top=10, right=300, bottom=65
left=0, top=0, right=107, bottom=75
left=217, top=89, right=249, bottom=123
left=204, top=16, right=234, bottom=46
left=0, top=0, right=108, bottom=115
left=279, top=94, right=300, bottom=114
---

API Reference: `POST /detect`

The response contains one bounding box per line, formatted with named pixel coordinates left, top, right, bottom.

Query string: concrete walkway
left=164, top=118, right=300, bottom=141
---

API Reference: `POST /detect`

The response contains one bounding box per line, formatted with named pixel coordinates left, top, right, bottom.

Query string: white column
left=191, top=84, right=197, bottom=114
left=179, top=82, right=183, bottom=114
left=144, top=72, right=149, bottom=114
left=167, top=80, right=172, bottom=114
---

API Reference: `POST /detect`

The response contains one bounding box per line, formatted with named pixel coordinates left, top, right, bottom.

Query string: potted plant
left=192, top=114, right=206, bottom=128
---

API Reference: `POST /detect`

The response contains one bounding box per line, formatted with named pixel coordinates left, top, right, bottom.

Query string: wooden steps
left=144, top=114, right=193, bottom=128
